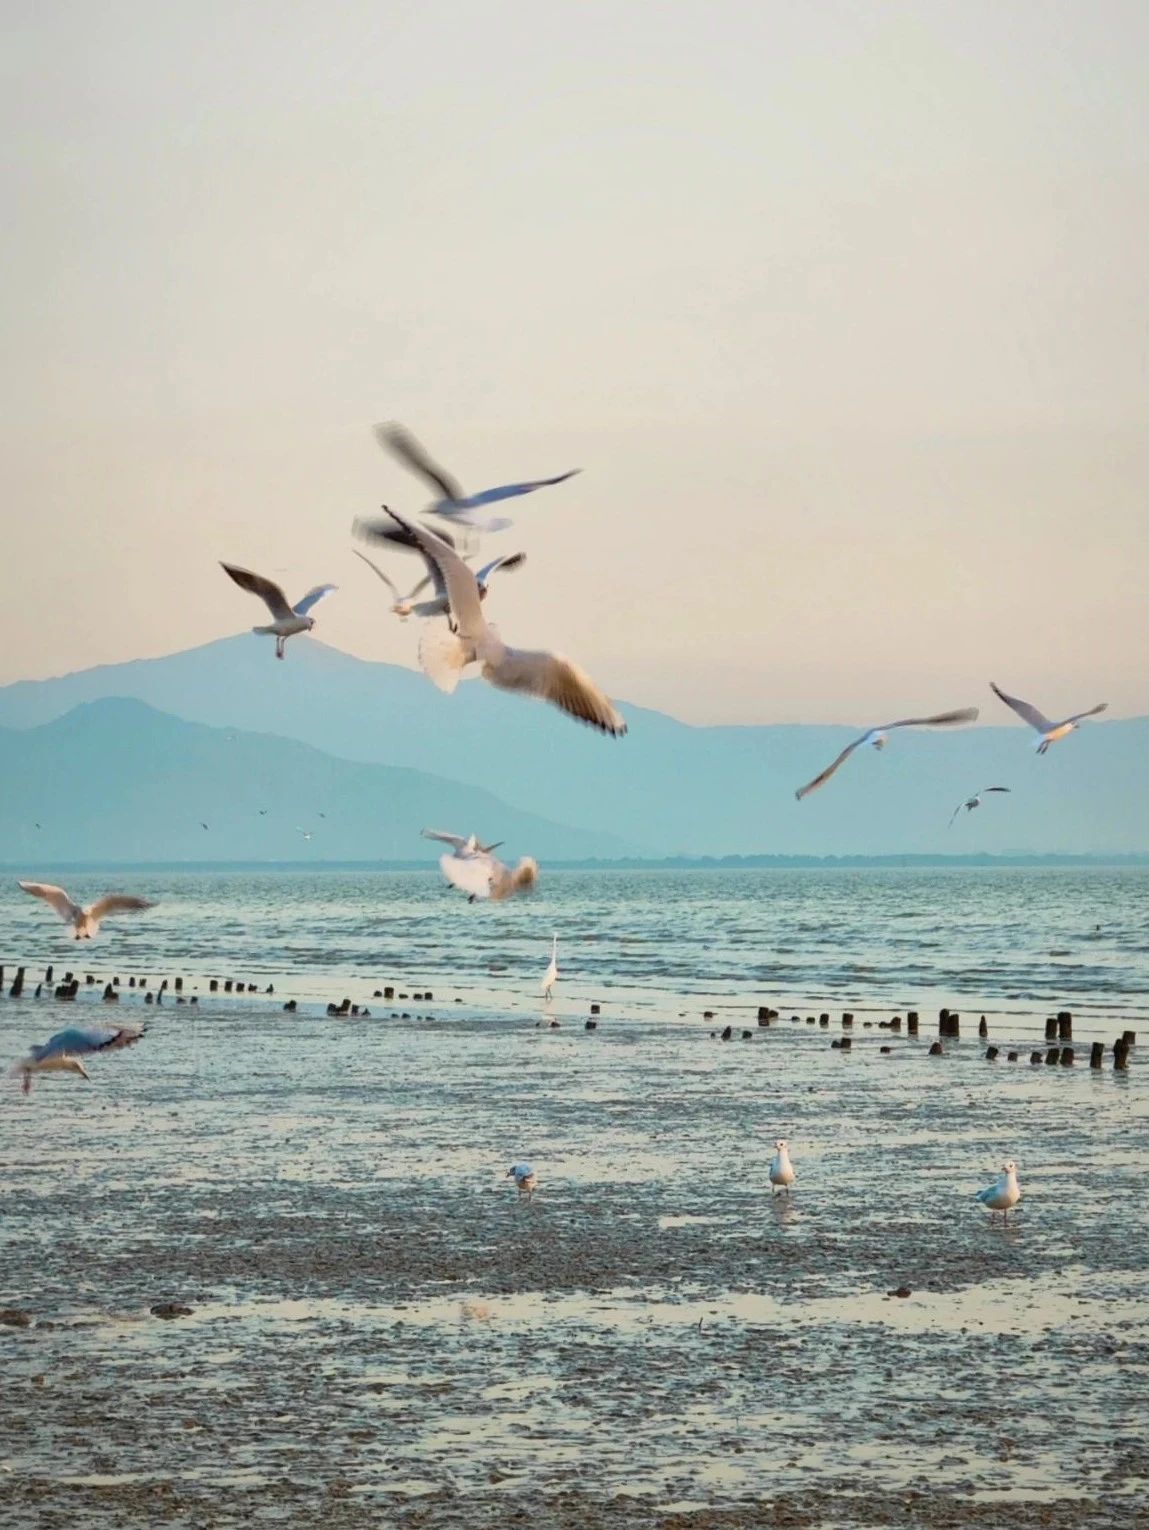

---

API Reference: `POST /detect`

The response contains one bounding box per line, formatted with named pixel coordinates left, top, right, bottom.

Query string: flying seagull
left=506, top=1161, right=538, bottom=1200
left=439, top=847, right=539, bottom=903
left=422, top=828, right=505, bottom=857
left=794, top=708, right=979, bottom=800
left=769, top=1138, right=796, bottom=1195
left=18, top=882, right=155, bottom=941
left=976, top=1160, right=1021, bottom=1224
left=354, top=522, right=527, bottom=623
left=949, top=786, right=1011, bottom=827
left=541, top=934, right=558, bottom=999
left=376, top=422, right=579, bottom=534
left=989, top=682, right=1107, bottom=754
left=381, top=510, right=627, bottom=736
left=220, top=563, right=337, bottom=659
left=10, top=1025, right=145, bottom=1095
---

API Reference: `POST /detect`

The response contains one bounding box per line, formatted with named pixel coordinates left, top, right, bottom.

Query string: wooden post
left=1059, top=1047, right=1074, bottom=1066
left=1058, top=1011, right=1072, bottom=1042
left=985, top=1046, right=999, bottom=1060
left=907, top=1012, right=919, bottom=1036
left=1044, top=1017, right=1057, bottom=1041
left=1045, top=1047, right=1060, bottom=1065
left=1089, top=1042, right=1104, bottom=1069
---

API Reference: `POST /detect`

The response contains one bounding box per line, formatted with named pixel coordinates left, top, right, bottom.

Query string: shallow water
left=1, top=869, right=1146, bottom=1527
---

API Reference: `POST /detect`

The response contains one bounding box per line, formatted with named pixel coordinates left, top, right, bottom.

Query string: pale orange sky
left=2, top=1, right=1147, bottom=723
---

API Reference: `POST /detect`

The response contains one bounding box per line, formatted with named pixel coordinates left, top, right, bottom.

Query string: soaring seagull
left=380, top=510, right=626, bottom=736
left=376, top=422, right=579, bottom=534
left=795, top=708, right=979, bottom=800
left=220, top=563, right=337, bottom=659
left=439, top=847, right=539, bottom=903
left=990, top=682, right=1107, bottom=754
left=18, top=882, right=154, bottom=941
left=11, top=1025, right=144, bottom=1094
left=949, top=786, right=1011, bottom=827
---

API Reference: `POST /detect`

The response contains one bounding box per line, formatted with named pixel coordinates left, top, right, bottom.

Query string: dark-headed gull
left=354, top=518, right=526, bottom=624
left=220, top=563, right=337, bottom=659
left=976, top=1160, right=1021, bottom=1223
left=376, top=422, right=579, bottom=534
left=949, top=786, right=1011, bottom=827
left=18, top=881, right=154, bottom=940
left=381, top=510, right=627, bottom=736
left=541, top=935, right=558, bottom=998
left=506, top=1161, right=538, bottom=1200
left=990, top=682, right=1107, bottom=754
left=11, top=1025, right=144, bottom=1094
left=439, top=847, right=539, bottom=903
left=795, top=708, right=979, bottom=800
left=769, top=1138, right=796, bottom=1194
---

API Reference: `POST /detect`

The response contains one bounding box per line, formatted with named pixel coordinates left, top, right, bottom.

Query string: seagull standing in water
left=541, top=935, right=559, bottom=999
left=769, top=1138, right=796, bottom=1195
left=507, top=1162, right=539, bottom=1200
left=220, top=563, right=337, bottom=659
left=990, top=682, right=1108, bottom=754
left=10, top=1025, right=144, bottom=1095
left=949, top=786, right=1012, bottom=827
left=976, top=1160, right=1021, bottom=1224
left=379, top=510, right=627, bottom=736
left=794, top=708, right=979, bottom=800
left=376, top=422, right=579, bottom=535
left=18, top=882, right=154, bottom=941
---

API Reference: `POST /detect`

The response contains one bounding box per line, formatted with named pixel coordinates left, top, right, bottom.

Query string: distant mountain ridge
left=0, top=637, right=1144, bottom=856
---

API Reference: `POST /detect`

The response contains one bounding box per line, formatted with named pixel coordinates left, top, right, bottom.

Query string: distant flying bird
left=18, top=882, right=155, bottom=941
left=259, top=809, right=268, bottom=816
left=201, top=822, right=210, bottom=831
left=769, top=1138, right=796, bottom=1195
left=990, top=682, right=1108, bottom=754
left=10, top=1025, right=144, bottom=1095
left=297, top=828, right=314, bottom=841
left=376, top=421, right=579, bottom=533
left=439, top=848, right=539, bottom=903
left=976, top=1160, right=1021, bottom=1224
left=794, top=708, right=979, bottom=800
left=33, top=822, right=42, bottom=830
left=506, top=1161, right=538, bottom=1200
left=541, top=935, right=558, bottom=999
left=220, top=563, right=337, bottom=660
left=949, top=786, right=1011, bottom=827
left=354, top=523, right=527, bottom=624
left=422, top=828, right=505, bottom=857
left=382, top=509, right=627, bottom=737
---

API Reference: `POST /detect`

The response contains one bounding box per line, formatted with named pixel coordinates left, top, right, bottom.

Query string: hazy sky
left=3, top=1, right=1148, bottom=722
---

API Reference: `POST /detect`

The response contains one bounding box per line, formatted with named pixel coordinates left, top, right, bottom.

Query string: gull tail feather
left=417, top=627, right=475, bottom=696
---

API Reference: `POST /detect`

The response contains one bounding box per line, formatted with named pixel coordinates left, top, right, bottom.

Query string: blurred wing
left=1064, top=702, right=1108, bottom=726
left=353, top=549, right=400, bottom=600
left=982, top=786, right=1012, bottom=794
left=947, top=803, right=964, bottom=828
left=474, top=551, right=527, bottom=590
left=386, top=509, right=486, bottom=638
left=422, top=829, right=469, bottom=850
left=464, top=470, right=580, bottom=508
left=87, top=895, right=154, bottom=922
left=292, top=584, right=337, bottom=617
left=32, top=1026, right=139, bottom=1061
left=485, top=648, right=627, bottom=737
left=880, top=708, right=980, bottom=732
left=990, top=683, right=1053, bottom=734
left=375, top=422, right=462, bottom=502
left=354, top=516, right=453, bottom=600
left=794, top=735, right=870, bottom=800
left=441, top=852, right=494, bottom=900
left=220, top=564, right=293, bottom=621
left=18, top=881, right=81, bottom=922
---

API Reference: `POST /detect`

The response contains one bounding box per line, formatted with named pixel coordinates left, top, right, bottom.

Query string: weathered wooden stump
left=1058, top=1011, right=1072, bottom=1041
left=1089, top=1042, right=1104, bottom=1069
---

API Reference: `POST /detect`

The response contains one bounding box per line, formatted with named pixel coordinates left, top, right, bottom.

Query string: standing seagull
left=795, top=708, right=979, bottom=800
left=10, top=1025, right=144, bottom=1095
left=220, top=563, right=337, bottom=659
left=769, top=1138, right=796, bottom=1195
left=990, top=682, right=1108, bottom=754
left=506, top=1161, right=539, bottom=1200
left=976, top=1160, right=1021, bottom=1224
left=18, top=882, right=154, bottom=941
left=949, top=786, right=1011, bottom=827
left=440, top=848, right=539, bottom=903
left=377, top=422, right=579, bottom=534
left=382, top=510, right=627, bottom=736
left=541, top=935, right=559, bottom=999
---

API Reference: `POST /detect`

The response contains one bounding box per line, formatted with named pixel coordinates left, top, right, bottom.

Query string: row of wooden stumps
left=1, top=965, right=203, bottom=1006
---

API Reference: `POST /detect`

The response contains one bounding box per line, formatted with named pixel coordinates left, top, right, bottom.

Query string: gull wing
left=292, top=584, right=337, bottom=617
left=990, top=683, right=1054, bottom=734
left=947, top=801, right=969, bottom=828
left=1063, top=702, right=1108, bottom=726
left=86, top=894, right=154, bottom=923
left=220, top=564, right=294, bottom=621
left=384, top=509, right=486, bottom=640
left=375, top=422, right=463, bottom=503
left=31, top=1026, right=143, bottom=1062
left=18, top=881, right=81, bottom=923
left=484, top=647, right=627, bottom=737
left=440, top=852, right=494, bottom=900
left=422, top=828, right=470, bottom=850
left=981, top=786, right=1012, bottom=794
left=461, top=470, right=581, bottom=508
left=353, top=548, right=400, bottom=600
left=474, top=551, right=527, bottom=590
left=794, top=734, right=873, bottom=801
left=878, top=707, right=980, bottom=733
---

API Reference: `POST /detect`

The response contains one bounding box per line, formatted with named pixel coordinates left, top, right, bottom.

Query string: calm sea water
left=1, top=866, right=1145, bottom=1028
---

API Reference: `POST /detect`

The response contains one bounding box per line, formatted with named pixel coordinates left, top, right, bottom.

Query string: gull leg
left=276, top=636, right=285, bottom=660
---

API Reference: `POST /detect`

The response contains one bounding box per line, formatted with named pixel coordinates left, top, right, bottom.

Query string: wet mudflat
left=2, top=992, right=1146, bottom=1529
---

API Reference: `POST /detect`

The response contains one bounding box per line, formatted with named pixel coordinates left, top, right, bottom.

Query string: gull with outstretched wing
left=18, top=881, right=154, bottom=940
left=990, top=682, right=1107, bottom=754
left=949, top=786, right=1011, bottom=827
left=795, top=709, right=979, bottom=800
left=11, top=1025, right=145, bottom=1094
left=220, top=563, right=337, bottom=659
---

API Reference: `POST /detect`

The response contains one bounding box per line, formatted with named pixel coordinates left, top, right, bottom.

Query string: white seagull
left=990, top=682, right=1108, bottom=754
left=769, top=1138, right=796, bottom=1195
left=18, top=881, right=154, bottom=941
left=381, top=509, right=627, bottom=736
left=376, top=422, right=579, bottom=534
left=440, top=848, right=539, bottom=903
left=506, top=1161, right=539, bottom=1200
left=541, top=935, right=559, bottom=999
left=354, top=520, right=527, bottom=623
left=11, top=1025, right=144, bottom=1095
left=795, top=708, right=980, bottom=800
left=975, top=1160, right=1021, bottom=1224
left=422, top=828, right=505, bottom=857
left=949, top=786, right=1011, bottom=827
left=220, top=563, right=337, bottom=660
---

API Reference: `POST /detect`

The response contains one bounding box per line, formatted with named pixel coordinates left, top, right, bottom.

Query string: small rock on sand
left=150, top=1302, right=193, bottom=1320
left=0, top=1309, right=33, bottom=1328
